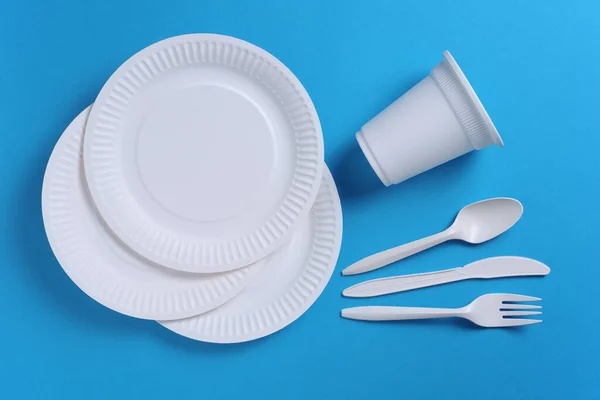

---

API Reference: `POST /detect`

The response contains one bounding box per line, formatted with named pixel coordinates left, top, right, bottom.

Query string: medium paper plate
left=42, top=106, right=259, bottom=320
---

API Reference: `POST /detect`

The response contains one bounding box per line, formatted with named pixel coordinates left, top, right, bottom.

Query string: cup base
left=356, top=130, right=392, bottom=187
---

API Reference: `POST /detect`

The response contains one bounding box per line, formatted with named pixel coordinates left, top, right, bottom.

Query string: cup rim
left=442, top=51, right=504, bottom=147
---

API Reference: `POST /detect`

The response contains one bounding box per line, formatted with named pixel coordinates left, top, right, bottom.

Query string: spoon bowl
left=451, top=198, right=523, bottom=243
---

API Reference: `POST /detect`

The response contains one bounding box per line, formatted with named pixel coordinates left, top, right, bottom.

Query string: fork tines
left=500, top=294, right=542, bottom=326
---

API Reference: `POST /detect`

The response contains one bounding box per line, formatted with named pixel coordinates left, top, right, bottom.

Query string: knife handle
left=343, top=267, right=470, bottom=298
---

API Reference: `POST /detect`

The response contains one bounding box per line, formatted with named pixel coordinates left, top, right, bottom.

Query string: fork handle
left=341, top=306, right=460, bottom=321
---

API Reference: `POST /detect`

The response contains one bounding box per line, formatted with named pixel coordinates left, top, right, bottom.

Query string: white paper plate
left=84, top=34, right=324, bottom=273
left=42, top=106, right=260, bottom=320
left=160, top=165, right=342, bottom=343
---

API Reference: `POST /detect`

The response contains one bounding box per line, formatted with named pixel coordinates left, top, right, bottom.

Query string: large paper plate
left=160, top=166, right=342, bottom=343
left=84, top=34, right=324, bottom=273
left=43, top=106, right=259, bottom=320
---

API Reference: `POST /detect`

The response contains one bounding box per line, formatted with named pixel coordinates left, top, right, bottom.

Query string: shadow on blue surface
left=331, top=139, right=476, bottom=201
left=146, top=320, right=268, bottom=353
left=344, top=316, right=479, bottom=331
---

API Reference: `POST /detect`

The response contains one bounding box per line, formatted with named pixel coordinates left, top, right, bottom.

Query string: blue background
left=1, top=0, right=597, bottom=398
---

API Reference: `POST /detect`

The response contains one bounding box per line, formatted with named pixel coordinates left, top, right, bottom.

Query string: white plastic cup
left=356, top=51, right=504, bottom=186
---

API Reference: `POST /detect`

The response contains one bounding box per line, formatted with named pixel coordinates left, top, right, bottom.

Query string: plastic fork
left=341, top=294, right=542, bottom=327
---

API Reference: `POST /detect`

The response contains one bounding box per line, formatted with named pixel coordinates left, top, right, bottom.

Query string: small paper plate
left=159, top=165, right=342, bottom=343
left=43, top=106, right=259, bottom=320
left=84, top=34, right=324, bottom=273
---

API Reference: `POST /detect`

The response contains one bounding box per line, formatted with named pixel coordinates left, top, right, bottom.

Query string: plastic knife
left=342, top=256, right=550, bottom=298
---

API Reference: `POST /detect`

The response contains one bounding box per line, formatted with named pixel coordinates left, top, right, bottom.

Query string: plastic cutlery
left=341, top=293, right=542, bottom=327
left=342, top=197, right=523, bottom=276
left=343, top=256, right=550, bottom=297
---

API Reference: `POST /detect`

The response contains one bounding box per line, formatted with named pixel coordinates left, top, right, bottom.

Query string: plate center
left=136, top=83, right=275, bottom=223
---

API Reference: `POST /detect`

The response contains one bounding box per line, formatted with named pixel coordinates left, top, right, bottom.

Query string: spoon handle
left=341, top=230, right=452, bottom=275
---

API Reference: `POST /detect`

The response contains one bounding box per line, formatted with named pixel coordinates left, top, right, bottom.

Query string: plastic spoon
left=342, top=198, right=523, bottom=276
